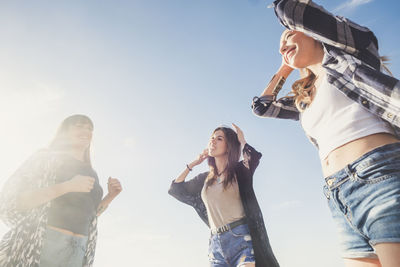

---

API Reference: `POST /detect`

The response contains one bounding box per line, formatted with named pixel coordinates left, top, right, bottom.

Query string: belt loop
left=323, top=185, right=330, bottom=199
left=344, top=165, right=356, bottom=182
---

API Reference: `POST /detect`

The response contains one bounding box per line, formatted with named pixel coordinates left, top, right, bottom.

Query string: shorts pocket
left=229, top=225, right=250, bottom=238
left=355, top=156, right=400, bottom=184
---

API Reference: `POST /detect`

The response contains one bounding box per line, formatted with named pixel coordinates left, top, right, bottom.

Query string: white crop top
left=300, top=77, right=394, bottom=159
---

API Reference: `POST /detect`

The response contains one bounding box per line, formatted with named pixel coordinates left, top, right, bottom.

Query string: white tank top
left=300, top=77, right=394, bottom=159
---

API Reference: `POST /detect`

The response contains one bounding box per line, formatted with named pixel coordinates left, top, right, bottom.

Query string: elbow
left=168, top=182, right=178, bottom=197
left=167, top=187, right=173, bottom=196
left=252, top=106, right=267, bottom=117
left=252, top=99, right=270, bottom=117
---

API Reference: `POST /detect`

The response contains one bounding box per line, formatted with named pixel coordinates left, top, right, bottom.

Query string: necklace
left=216, top=167, right=226, bottom=177
left=216, top=167, right=227, bottom=184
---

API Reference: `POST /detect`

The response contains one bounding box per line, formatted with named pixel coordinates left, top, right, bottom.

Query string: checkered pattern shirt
left=252, top=0, right=400, bottom=140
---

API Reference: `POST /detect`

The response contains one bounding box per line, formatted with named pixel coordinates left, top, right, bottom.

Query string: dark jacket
left=168, top=144, right=279, bottom=267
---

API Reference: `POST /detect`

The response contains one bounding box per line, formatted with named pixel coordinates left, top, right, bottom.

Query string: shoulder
left=193, top=171, right=209, bottom=182
left=20, top=149, right=53, bottom=166
left=23, top=149, right=65, bottom=171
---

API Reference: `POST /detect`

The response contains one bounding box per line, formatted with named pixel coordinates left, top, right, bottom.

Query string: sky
left=0, top=0, right=400, bottom=266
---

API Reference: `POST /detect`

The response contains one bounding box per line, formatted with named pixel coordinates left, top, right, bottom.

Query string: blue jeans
left=39, top=227, right=88, bottom=267
left=323, top=142, right=400, bottom=259
left=208, top=224, right=255, bottom=267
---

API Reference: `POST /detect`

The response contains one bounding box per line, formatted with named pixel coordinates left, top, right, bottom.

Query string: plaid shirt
left=252, top=0, right=400, bottom=144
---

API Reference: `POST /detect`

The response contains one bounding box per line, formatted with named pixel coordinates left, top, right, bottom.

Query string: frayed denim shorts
left=323, top=142, right=400, bottom=259
left=39, top=227, right=88, bottom=267
left=208, top=223, right=255, bottom=267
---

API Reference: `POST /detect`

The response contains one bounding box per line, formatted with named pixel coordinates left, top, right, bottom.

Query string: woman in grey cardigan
left=169, top=124, right=279, bottom=267
left=0, top=114, right=122, bottom=267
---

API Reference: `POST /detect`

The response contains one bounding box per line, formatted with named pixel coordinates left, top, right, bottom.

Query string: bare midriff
left=322, top=132, right=399, bottom=177
left=47, top=225, right=87, bottom=237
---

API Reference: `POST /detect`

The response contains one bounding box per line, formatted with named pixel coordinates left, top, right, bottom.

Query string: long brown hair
left=49, top=114, right=94, bottom=165
left=205, top=127, right=241, bottom=190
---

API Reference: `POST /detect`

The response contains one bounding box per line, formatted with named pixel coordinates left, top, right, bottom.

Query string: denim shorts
left=39, top=227, right=88, bottom=267
left=323, top=142, right=400, bottom=259
left=208, top=223, right=255, bottom=267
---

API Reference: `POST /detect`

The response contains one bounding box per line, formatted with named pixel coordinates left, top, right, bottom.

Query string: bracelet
left=186, top=164, right=192, bottom=171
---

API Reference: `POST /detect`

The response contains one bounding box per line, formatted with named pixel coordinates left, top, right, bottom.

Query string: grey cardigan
left=168, top=144, right=279, bottom=267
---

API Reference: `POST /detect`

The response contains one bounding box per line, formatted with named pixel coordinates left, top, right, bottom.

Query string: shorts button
left=327, top=179, right=334, bottom=186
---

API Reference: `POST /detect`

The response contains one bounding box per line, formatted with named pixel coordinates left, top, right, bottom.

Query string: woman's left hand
left=232, top=123, right=246, bottom=146
left=107, top=177, right=122, bottom=198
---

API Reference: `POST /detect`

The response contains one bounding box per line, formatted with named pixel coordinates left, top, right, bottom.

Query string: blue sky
left=0, top=0, right=399, bottom=266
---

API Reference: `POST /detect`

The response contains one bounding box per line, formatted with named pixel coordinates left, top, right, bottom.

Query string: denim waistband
left=324, top=142, right=400, bottom=190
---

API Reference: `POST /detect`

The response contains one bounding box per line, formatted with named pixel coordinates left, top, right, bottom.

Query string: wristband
left=186, top=164, right=192, bottom=171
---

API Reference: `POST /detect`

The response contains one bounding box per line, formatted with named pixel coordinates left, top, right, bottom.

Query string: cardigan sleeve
left=168, top=172, right=210, bottom=227
left=273, top=0, right=380, bottom=68
left=168, top=172, right=208, bottom=207
left=241, top=143, right=262, bottom=176
left=0, top=150, right=52, bottom=227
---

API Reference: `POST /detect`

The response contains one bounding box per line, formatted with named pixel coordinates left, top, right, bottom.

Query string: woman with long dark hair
left=0, top=114, right=122, bottom=267
left=252, top=1, right=400, bottom=266
left=168, top=124, right=279, bottom=267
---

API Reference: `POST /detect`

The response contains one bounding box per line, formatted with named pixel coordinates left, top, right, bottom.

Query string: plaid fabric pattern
left=0, top=150, right=98, bottom=267
left=252, top=0, right=400, bottom=141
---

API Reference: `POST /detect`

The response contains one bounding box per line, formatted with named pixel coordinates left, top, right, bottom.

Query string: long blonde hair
left=288, top=56, right=393, bottom=112
left=287, top=68, right=317, bottom=112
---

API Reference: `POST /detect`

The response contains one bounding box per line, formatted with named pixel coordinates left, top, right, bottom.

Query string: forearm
left=253, top=65, right=298, bottom=120
left=174, top=162, right=195, bottom=183
left=260, top=65, right=293, bottom=97
left=97, top=194, right=116, bottom=216
left=16, top=182, right=70, bottom=211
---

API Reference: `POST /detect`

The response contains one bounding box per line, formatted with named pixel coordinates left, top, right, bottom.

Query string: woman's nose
left=280, top=44, right=287, bottom=55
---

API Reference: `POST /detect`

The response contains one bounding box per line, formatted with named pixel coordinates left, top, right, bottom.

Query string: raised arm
left=232, top=123, right=263, bottom=175
left=168, top=149, right=209, bottom=205
left=252, top=64, right=300, bottom=120
left=242, top=143, right=262, bottom=175
left=273, top=0, right=380, bottom=67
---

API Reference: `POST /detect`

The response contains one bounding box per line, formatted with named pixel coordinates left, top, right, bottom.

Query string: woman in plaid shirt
left=252, top=0, right=400, bottom=266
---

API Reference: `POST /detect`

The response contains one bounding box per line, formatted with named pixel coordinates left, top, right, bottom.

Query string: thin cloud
left=334, top=0, right=374, bottom=12
left=0, top=83, right=64, bottom=116
left=123, top=137, right=136, bottom=149
left=272, top=200, right=303, bottom=211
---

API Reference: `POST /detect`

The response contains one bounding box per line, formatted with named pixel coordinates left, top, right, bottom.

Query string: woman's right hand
left=65, top=175, right=95, bottom=193
left=189, top=149, right=209, bottom=168
left=280, top=58, right=294, bottom=75
left=260, top=61, right=294, bottom=97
